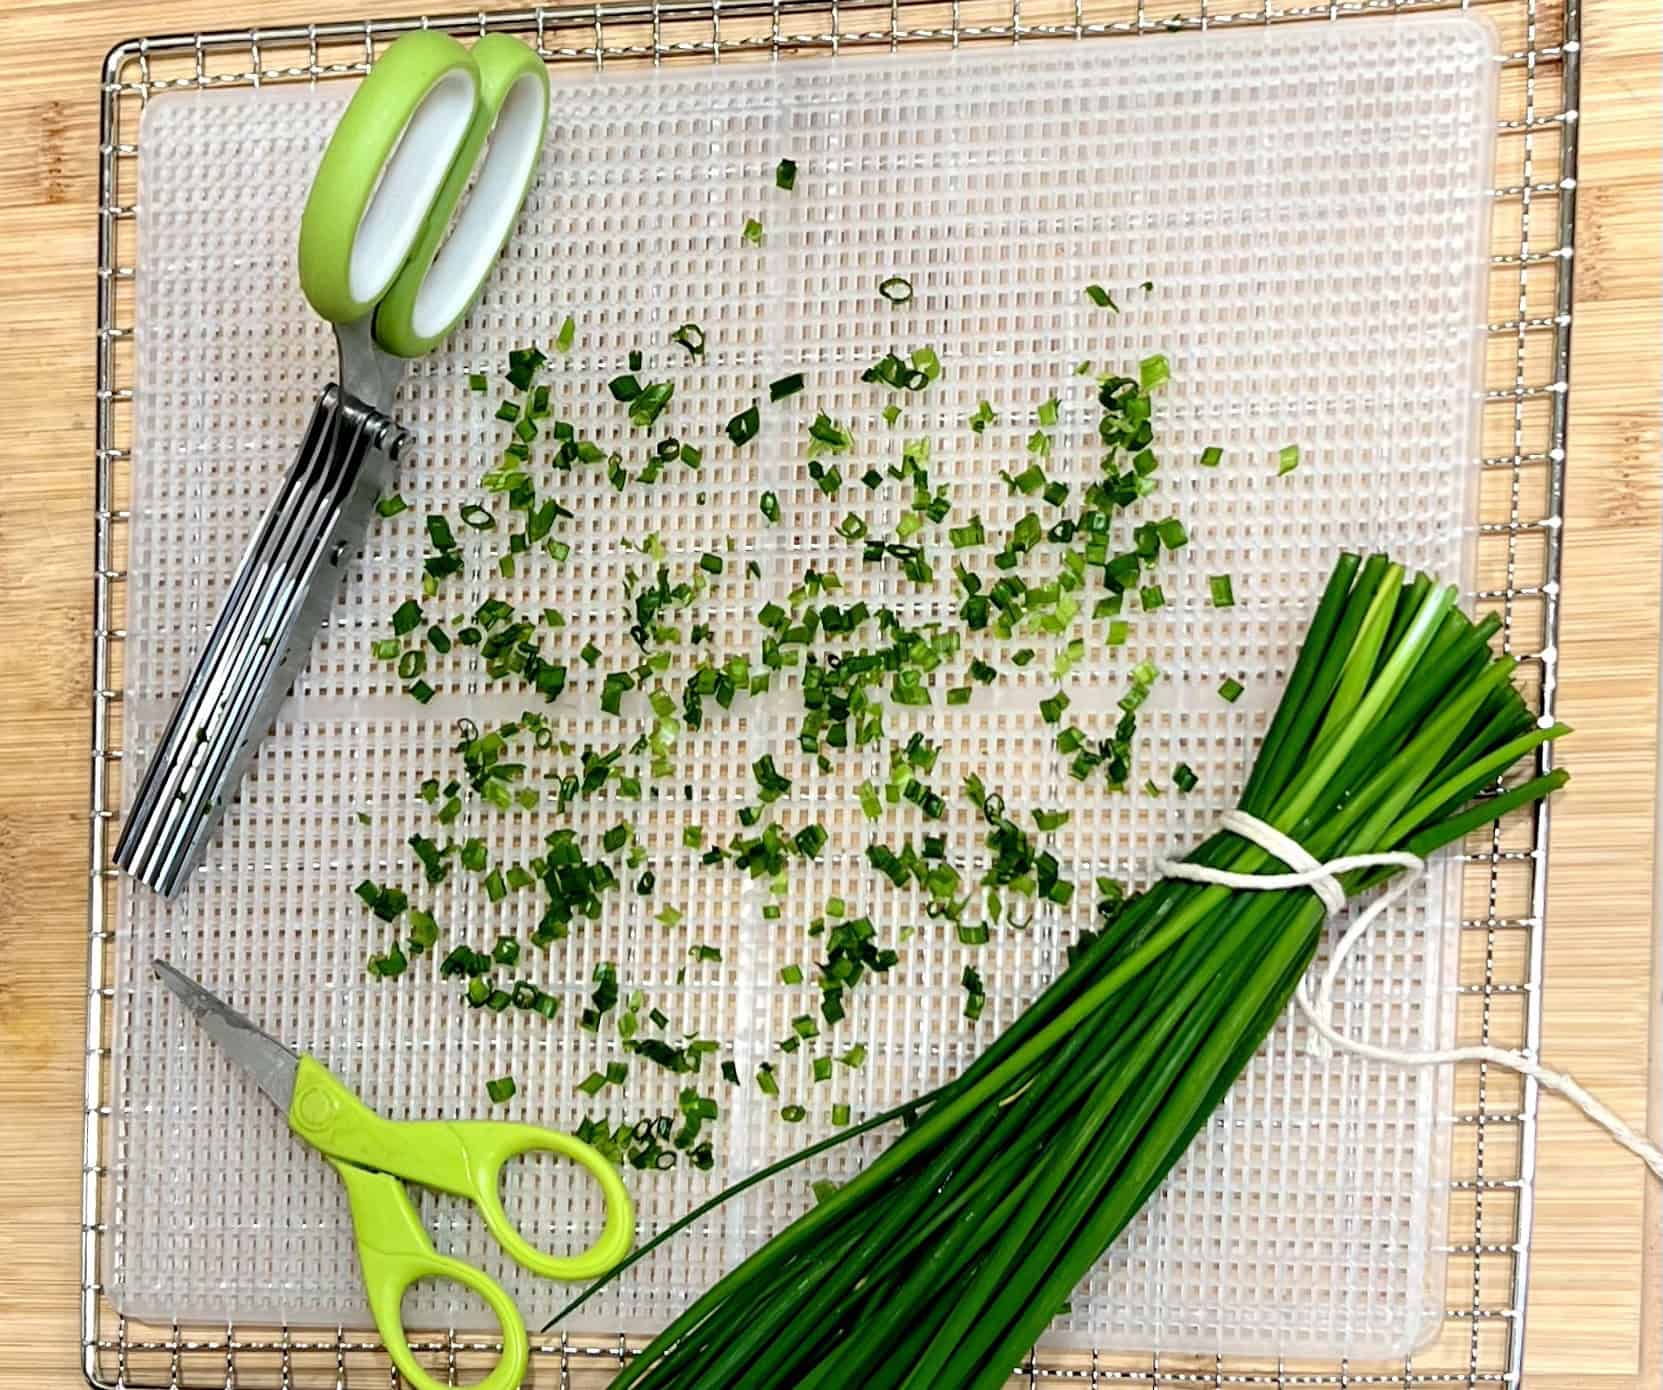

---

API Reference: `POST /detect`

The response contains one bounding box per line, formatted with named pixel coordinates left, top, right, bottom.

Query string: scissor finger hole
left=399, top=1276, right=505, bottom=1385
left=350, top=66, right=478, bottom=305
left=496, top=1145, right=613, bottom=1258
left=407, top=69, right=548, bottom=343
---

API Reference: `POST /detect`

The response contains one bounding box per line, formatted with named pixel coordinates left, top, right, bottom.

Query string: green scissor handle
left=331, top=1159, right=530, bottom=1390
left=297, top=30, right=550, bottom=358
left=288, top=1057, right=635, bottom=1389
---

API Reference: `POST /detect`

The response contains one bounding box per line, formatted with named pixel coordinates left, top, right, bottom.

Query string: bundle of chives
left=556, top=552, right=1567, bottom=1390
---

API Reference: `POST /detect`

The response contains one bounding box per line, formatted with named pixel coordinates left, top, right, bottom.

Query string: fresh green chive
left=776, top=158, right=798, bottom=190
left=1209, top=574, right=1236, bottom=608
left=671, top=322, right=706, bottom=359
left=878, top=275, right=915, bottom=304
left=1084, top=283, right=1117, bottom=310
left=769, top=373, right=805, bottom=402
left=1278, top=444, right=1301, bottom=475
left=1199, top=445, right=1223, bottom=467
left=485, top=1076, right=516, bottom=1104
left=1219, top=676, right=1245, bottom=703
left=727, top=405, right=761, bottom=447
left=742, top=217, right=764, bottom=246
left=759, top=490, right=781, bottom=523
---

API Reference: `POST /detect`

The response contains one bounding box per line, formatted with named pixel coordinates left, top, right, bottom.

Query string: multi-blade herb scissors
left=118, top=31, right=550, bottom=896
left=154, top=960, right=634, bottom=1390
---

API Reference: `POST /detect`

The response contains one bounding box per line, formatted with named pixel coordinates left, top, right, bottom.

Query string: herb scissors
left=117, top=31, right=551, bottom=897
left=154, top=961, right=633, bottom=1390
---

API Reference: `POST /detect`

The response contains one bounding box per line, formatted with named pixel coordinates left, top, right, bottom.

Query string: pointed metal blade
left=152, top=959, right=301, bottom=1116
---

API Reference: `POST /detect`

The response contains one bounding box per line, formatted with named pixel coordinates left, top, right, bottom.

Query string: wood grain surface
left=0, top=0, right=1655, bottom=1385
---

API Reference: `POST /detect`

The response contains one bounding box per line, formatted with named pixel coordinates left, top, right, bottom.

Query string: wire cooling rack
left=85, top=0, right=1573, bottom=1384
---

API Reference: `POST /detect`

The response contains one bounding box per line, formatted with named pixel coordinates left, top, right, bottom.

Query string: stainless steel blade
left=116, top=398, right=339, bottom=868
left=151, top=960, right=301, bottom=1116
left=116, top=385, right=409, bottom=896
left=139, top=399, right=392, bottom=893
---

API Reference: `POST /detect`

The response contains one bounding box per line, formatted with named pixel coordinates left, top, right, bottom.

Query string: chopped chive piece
left=1219, top=676, right=1245, bottom=703
left=495, top=400, right=521, bottom=422
left=742, top=217, right=764, bottom=246
left=759, top=490, right=781, bottom=523
left=468, top=373, right=488, bottom=393
left=726, top=404, right=761, bottom=447
left=407, top=679, right=435, bottom=705
left=780, top=964, right=803, bottom=985
left=775, top=158, right=798, bottom=190
left=1084, top=283, right=1117, bottom=310
left=700, top=552, right=724, bottom=575
left=671, top=322, right=706, bottom=360
left=756, top=1064, right=780, bottom=1096
left=832, top=1102, right=851, bottom=1126
left=493, top=936, right=520, bottom=966
left=372, top=638, right=400, bottom=661
left=967, top=399, right=997, bottom=434
left=1039, top=691, right=1070, bottom=725
left=1173, top=762, right=1199, bottom=793
left=1139, top=584, right=1165, bottom=613
left=375, top=494, right=410, bottom=518
left=391, top=600, right=423, bottom=636
left=1155, top=517, right=1188, bottom=550
left=1139, top=354, right=1170, bottom=390
left=397, top=650, right=426, bottom=681
left=554, top=315, right=576, bottom=353
left=629, top=380, right=675, bottom=428
left=485, top=1076, right=516, bottom=1104
left=1199, top=445, right=1223, bottom=467
left=1278, top=444, right=1301, bottom=475
left=878, top=275, right=914, bottom=304
left=769, top=373, right=805, bottom=402
left=1209, top=574, right=1236, bottom=608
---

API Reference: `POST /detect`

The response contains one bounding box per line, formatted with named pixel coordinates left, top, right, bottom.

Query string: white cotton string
left=1157, top=808, right=1663, bottom=1182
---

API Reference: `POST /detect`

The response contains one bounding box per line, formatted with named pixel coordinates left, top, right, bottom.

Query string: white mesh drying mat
left=110, top=15, right=1498, bottom=1361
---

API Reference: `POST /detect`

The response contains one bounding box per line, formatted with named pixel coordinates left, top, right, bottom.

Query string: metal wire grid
left=83, top=0, right=1575, bottom=1383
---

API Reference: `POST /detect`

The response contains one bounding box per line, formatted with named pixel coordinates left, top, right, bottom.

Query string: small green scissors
left=154, top=961, right=634, bottom=1390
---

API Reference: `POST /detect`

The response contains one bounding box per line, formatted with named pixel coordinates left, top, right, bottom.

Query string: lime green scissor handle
left=298, top=30, right=550, bottom=358
left=289, top=1057, right=634, bottom=1390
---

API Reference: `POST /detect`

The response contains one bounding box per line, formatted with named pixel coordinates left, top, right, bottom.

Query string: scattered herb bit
left=742, top=217, right=764, bottom=246
left=967, top=400, right=997, bottom=434
left=1084, top=283, right=1117, bottom=311
left=485, top=1076, right=517, bottom=1104
left=775, top=158, right=798, bottom=190
left=769, top=373, right=805, bottom=402
left=671, top=323, right=706, bottom=360
left=1199, top=445, right=1223, bottom=468
left=1219, top=676, right=1245, bottom=703
left=376, top=494, right=410, bottom=518
left=1209, top=574, right=1236, bottom=608
left=878, top=275, right=915, bottom=304
left=727, top=404, right=761, bottom=447
left=1278, top=444, right=1301, bottom=475
left=1173, top=762, right=1199, bottom=793
left=759, top=490, right=781, bottom=523
left=554, top=316, right=576, bottom=353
